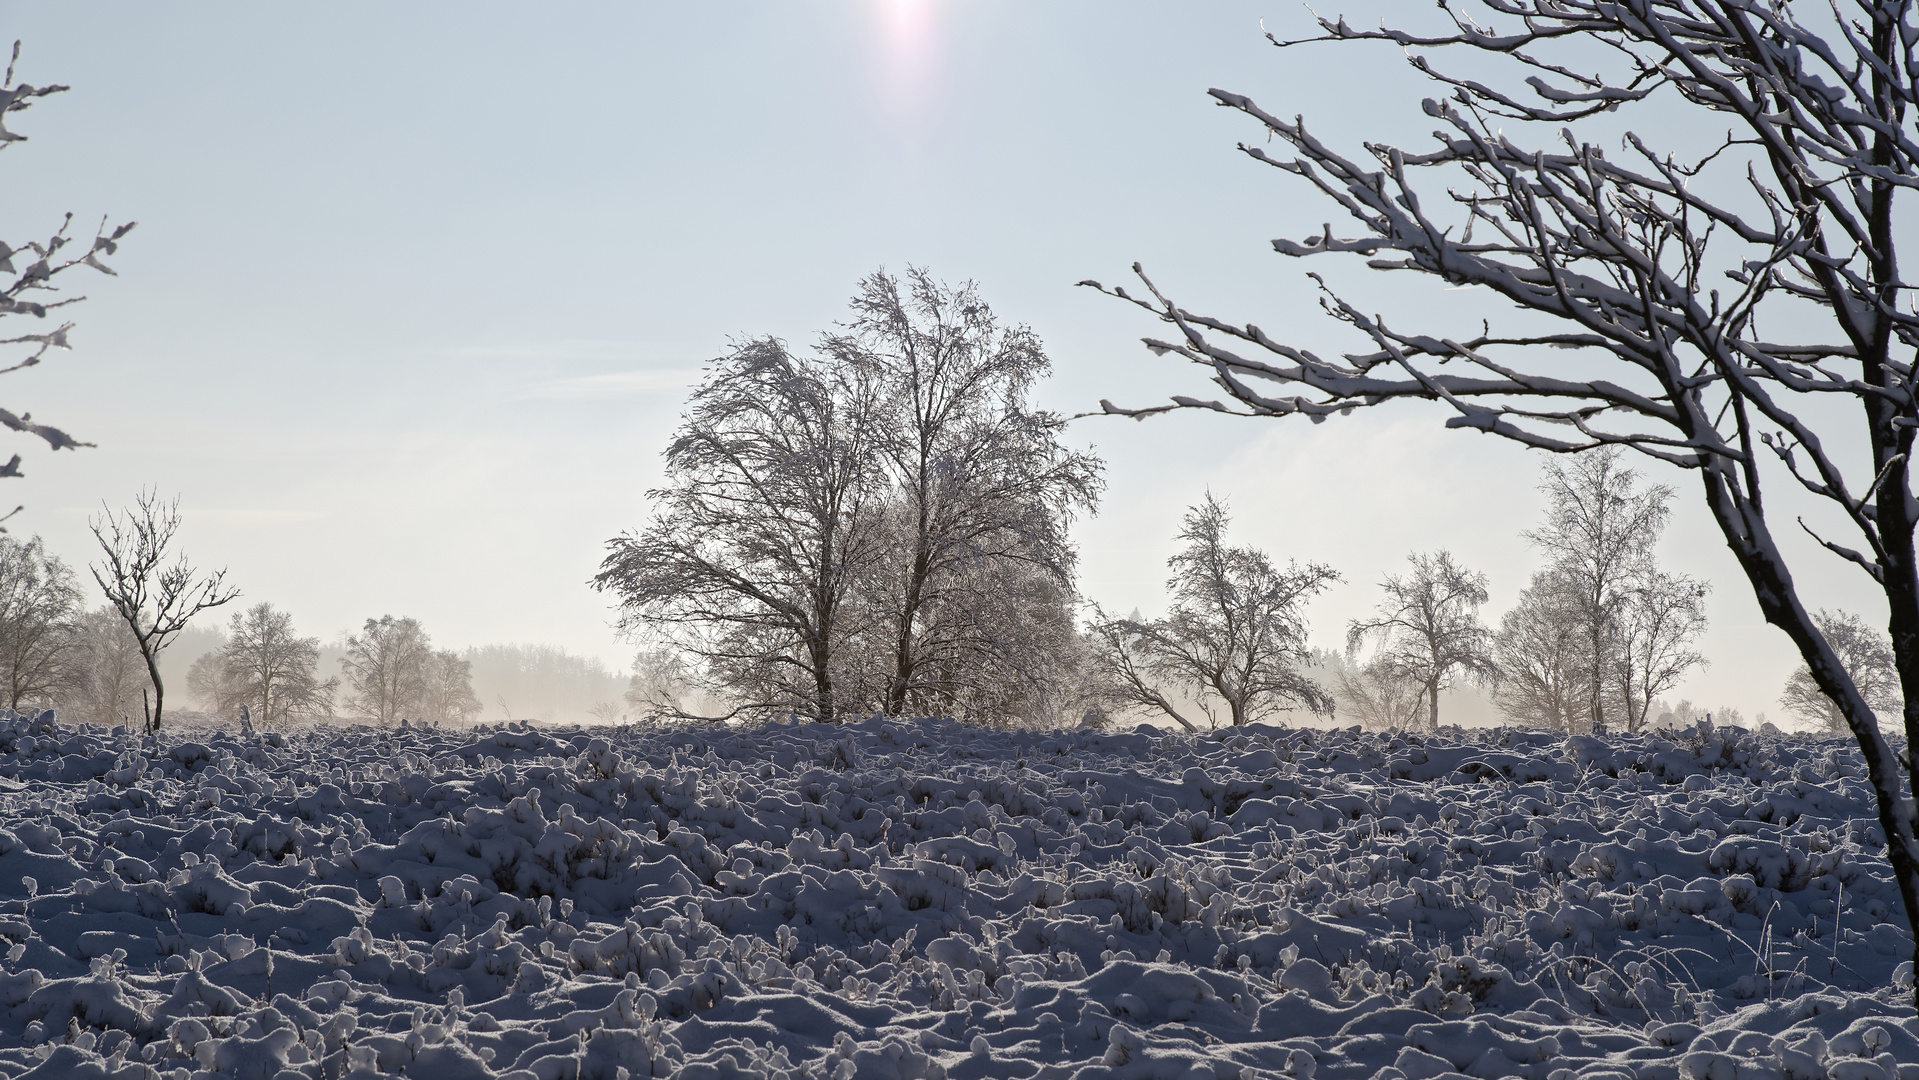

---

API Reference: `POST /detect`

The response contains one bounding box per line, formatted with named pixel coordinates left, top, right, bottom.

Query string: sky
left=0, top=1, right=1888, bottom=726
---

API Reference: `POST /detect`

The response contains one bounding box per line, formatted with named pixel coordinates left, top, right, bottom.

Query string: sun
left=874, top=0, right=938, bottom=119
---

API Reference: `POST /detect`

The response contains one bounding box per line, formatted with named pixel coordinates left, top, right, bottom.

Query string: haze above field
left=1, top=1, right=1879, bottom=723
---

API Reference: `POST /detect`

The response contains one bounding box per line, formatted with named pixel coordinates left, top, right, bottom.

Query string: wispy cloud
left=190, top=508, right=331, bottom=524
left=430, top=340, right=684, bottom=365
left=523, top=370, right=701, bottom=399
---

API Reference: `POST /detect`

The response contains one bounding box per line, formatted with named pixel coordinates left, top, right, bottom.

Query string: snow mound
left=0, top=708, right=1911, bottom=1079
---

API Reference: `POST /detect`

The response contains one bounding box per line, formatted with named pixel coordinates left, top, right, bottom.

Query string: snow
left=0, top=707, right=1912, bottom=1080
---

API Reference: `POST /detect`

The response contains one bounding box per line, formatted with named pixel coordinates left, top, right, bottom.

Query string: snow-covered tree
left=1781, top=610, right=1902, bottom=733
left=1613, top=570, right=1710, bottom=733
left=1090, top=495, right=1337, bottom=729
left=828, top=269, right=1103, bottom=719
left=595, top=339, right=885, bottom=722
left=1491, top=452, right=1711, bottom=733
left=1082, top=0, right=1919, bottom=987
left=1345, top=550, right=1496, bottom=730
left=597, top=271, right=1103, bottom=725
left=1526, top=449, right=1693, bottom=734
left=0, top=42, right=136, bottom=526
left=341, top=615, right=432, bottom=727
left=0, top=534, right=80, bottom=709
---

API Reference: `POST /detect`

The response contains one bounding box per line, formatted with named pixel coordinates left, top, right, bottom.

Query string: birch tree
left=1345, top=550, right=1496, bottom=730
left=1527, top=450, right=1674, bottom=733
left=1080, top=0, right=1919, bottom=994
left=1613, top=570, right=1710, bottom=733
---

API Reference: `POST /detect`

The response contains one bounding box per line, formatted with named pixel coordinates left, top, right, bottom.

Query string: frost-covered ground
left=0, top=709, right=1914, bottom=1080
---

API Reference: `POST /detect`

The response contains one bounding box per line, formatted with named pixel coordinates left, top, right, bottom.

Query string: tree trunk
left=1588, top=601, right=1606, bottom=736
left=888, top=543, right=931, bottom=717
left=1701, top=461, right=1919, bottom=1013
left=1427, top=681, right=1440, bottom=732
left=142, top=648, right=165, bottom=734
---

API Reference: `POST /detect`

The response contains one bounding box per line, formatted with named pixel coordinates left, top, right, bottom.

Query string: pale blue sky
left=0, top=2, right=1874, bottom=723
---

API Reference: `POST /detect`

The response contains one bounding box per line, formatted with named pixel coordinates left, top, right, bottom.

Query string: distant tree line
left=2, top=268, right=1889, bottom=738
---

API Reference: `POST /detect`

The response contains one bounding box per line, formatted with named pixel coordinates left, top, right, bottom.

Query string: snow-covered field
left=0, top=708, right=1914, bottom=1080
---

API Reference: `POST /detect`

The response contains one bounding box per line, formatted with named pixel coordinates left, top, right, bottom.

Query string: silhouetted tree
left=342, top=615, right=431, bottom=726
left=597, top=340, right=883, bottom=722
left=1082, top=0, right=1919, bottom=985
left=0, top=42, right=136, bottom=525
left=1346, top=550, right=1495, bottom=730
left=0, top=533, right=80, bottom=708
left=1089, top=495, right=1337, bottom=728
left=1781, top=610, right=1903, bottom=733
left=89, top=490, right=237, bottom=732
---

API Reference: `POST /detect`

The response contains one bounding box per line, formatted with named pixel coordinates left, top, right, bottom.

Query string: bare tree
left=1086, top=607, right=1202, bottom=731
left=341, top=615, right=431, bottom=726
left=418, top=649, right=480, bottom=726
left=0, top=42, right=137, bottom=525
left=1329, top=651, right=1429, bottom=731
left=624, top=644, right=694, bottom=721
left=89, top=491, right=238, bottom=732
left=185, top=647, right=247, bottom=716
left=916, top=558, right=1098, bottom=728
left=827, top=269, right=1104, bottom=718
left=204, top=603, right=334, bottom=727
left=1089, top=495, right=1337, bottom=729
left=69, top=606, right=147, bottom=725
left=1782, top=610, right=1903, bottom=732
left=595, top=339, right=884, bottom=722
left=1079, top=0, right=1919, bottom=989
left=1614, top=571, right=1711, bottom=733
left=0, top=533, right=80, bottom=708
left=1346, top=550, right=1496, bottom=730
left=1493, top=570, right=1593, bottom=733
left=1525, top=450, right=1675, bottom=734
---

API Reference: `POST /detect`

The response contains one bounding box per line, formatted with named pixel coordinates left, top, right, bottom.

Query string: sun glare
left=875, top=0, right=938, bottom=122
